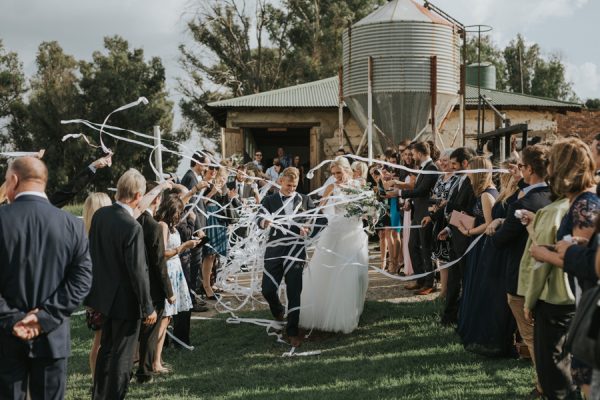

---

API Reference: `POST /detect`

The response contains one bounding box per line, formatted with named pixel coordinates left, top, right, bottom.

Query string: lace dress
left=299, top=181, right=369, bottom=334
left=164, top=230, right=193, bottom=317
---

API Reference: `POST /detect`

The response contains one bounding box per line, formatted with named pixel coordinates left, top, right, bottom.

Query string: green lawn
left=66, top=300, right=535, bottom=399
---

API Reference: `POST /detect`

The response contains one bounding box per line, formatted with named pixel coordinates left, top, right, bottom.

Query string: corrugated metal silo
left=342, top=0, right=461, bottom=144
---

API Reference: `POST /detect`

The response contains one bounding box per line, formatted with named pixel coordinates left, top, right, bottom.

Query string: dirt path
left=195, top=243, right=440, bottom=318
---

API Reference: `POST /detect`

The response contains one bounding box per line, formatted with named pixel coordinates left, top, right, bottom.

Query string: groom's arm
left=257, top=195, right=272, bottom=229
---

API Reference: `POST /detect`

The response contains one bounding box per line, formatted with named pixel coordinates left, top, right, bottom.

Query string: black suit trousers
left=534, top=301, right=577, bottom=399
left=261, top=260, right=303, bottom=337
left=93, top=317, right=140, bottom=400
left=408, top=223, right=434, bottom=287
left=173, top=311, right=192, bottom=346
left=136, top=306, right=165, bottom=380
left=0, top=354, right=66, bottom=400
left=443, top=228, right=470, bottom=323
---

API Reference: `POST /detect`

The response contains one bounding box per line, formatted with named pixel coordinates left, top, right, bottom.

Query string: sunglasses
left=517, top=163, right=526, bottom=169
left=208, top=165, right=218, bottom=171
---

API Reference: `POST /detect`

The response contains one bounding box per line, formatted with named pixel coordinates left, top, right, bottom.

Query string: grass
left=64, top=203, right=84, bottom=217
left=65, top=300, right=535, bottom=399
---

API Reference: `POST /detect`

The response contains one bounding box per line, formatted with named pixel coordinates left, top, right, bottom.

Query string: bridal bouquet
left=342, top=184, right=386, bottom=234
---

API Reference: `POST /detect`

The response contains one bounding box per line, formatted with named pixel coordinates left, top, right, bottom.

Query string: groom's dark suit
left=258, top=192, right=315, bottom=337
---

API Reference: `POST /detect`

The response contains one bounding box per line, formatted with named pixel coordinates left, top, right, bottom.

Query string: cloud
left=565, top=62, right=600, bottom=100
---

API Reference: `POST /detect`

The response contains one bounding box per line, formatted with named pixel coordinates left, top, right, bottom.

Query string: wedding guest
left=154, top=194, right=200, bottom=373
left=529, top=138, right=600, bottom=398
left=253, top=150, right=264, bottom=172
left=400, top=141, right=438, bottom=294
left=455, top=157, right=499, bottom=351
left=491, top=144, right=552, bottom=386
left=292, top=155, right=307, bottom=193
left=438, top=147, right=476, bottom=323
left=424, top=149, right=457, bottom=298
left=265, top=158, right=282, bottom=182
left=86, top=169, right=157, bottom=400
left=371, top=167, right=390, bottom=270
left=276, top=147, right=292, bottom=169
left=82, top=192, right=112, bottom=378
left=135, top=182, right=175, bottom=383
left=181, top=151, right=210, bottom=306
left=0, top=157, right=92, bottom=400
left=520, top=192, right=574, bottom=399
left=384, top=153, right=403, bottom=273
left=399, top=144, right=417, bottom=276
left=202, top=167, right=233, bottom=299
left=352, top=161, right=368, bottom=186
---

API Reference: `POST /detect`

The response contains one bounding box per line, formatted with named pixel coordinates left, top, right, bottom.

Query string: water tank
left=342, top=0, right=461, bottom=144
left=466, top=62, right=496, bottom=89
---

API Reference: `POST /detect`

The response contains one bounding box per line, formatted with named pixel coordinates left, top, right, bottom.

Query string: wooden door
left=309, top=127, right=320, bottom=191
left=221, top=128, right=243, bottom=158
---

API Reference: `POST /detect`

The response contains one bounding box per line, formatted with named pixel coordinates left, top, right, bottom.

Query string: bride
left=299, top=157, right=369, bottom=334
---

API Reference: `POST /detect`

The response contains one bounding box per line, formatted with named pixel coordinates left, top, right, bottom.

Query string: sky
left=1, top=0, right=599, bottom=134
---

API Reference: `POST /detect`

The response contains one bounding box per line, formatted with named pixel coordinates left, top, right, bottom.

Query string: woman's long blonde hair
left=469, top=156, right=494, bottom=197
left=83, top=192, right=112, bottom=234
left=496, top=158, right=519, bottom=204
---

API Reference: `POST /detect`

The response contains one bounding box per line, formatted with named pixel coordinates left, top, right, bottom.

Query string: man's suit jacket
left=492, top=186, right=552, bottom=295
left=441, top=176, right=476, bottom=255
left=137, top=211, right=173, bottom=306
left=49, top=165, right=96, bottom=208
left=85, top=204, right=154, bottom=320
left=258, top=192, right=315, bottom=265
left=181, top=169, right=207, bottom=228
left=400, top=160, right=439, bottom=221
left=0, top=195, right=92, bottom=358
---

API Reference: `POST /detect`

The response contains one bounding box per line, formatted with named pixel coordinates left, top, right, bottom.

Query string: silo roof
left=354, top=0, right=452, bottom=27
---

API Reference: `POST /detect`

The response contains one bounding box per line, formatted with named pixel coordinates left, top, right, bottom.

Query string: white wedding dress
left=299, top=181, right=369, bottom=334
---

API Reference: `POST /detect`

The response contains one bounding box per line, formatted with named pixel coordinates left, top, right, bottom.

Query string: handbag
left=565, top=284, right=600, bottom=369
left=449, top=210, right=475, bottom=230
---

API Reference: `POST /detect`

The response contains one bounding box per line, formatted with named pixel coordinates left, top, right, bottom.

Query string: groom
left=258, top=167, right=317, bottom=347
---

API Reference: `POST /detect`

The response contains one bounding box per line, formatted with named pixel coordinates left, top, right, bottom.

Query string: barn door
left=221, top=128, right=243, bottom=158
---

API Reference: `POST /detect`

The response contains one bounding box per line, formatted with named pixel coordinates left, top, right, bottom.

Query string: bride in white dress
left=299, top=157, right=369, bottom=334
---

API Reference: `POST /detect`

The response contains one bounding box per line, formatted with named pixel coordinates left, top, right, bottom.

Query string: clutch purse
left=449, top=210, right=475, bottom=230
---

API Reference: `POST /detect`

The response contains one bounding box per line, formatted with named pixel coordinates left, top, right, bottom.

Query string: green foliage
left=585, top=98, right=600, bottom=110
left=0, top=39, right=26, bottom=120
left=65, top=300, right=534, bottom=399
left=531, top=54, right=576, bottom=100
left=79, top=35, right=179, bottom=189
left=503, top=34, right=540, bottom=95
left=1, top=36, right=179, bottom=198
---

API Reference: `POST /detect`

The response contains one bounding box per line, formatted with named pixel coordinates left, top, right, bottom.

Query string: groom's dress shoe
left=404, top=282, right=421, bottom=291
left=289, top=336, right=303, bottom=348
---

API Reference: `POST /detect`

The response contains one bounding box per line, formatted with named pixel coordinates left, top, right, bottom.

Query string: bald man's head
left=4, top=157, right=48, bottom=202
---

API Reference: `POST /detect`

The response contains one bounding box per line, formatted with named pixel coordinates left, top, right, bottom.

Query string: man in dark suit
left=0, top=157, right=92, bottom=400
left=491, top=144, right=552, bottom=366
left=181, top=151, right=210, bottom=308
left=135, top=181, right=174, bottom=383
left=438, top=147, right=477, bottom=325
left=399, top=141, right=439, bottom=294
left=258, top=167, right=316, bottom=347
left=86, top=168, right=157, bottom=400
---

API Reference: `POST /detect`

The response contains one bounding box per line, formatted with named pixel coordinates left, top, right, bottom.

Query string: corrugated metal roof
left=207, top=77, right=340, bottom=109
left=465, top=85, right=581, bottom=108
left=354, top=0, right=452, bottom=27
left=206, top=76, right=582, bottom=110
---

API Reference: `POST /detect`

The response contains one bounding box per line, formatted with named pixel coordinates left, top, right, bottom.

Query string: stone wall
left=556, top=110, right=600, bottom=142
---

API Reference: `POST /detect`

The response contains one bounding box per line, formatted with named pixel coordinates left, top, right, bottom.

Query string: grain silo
left=342, top=0, right=462, bottom=150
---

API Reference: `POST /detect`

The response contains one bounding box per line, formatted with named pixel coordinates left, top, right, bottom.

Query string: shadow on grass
left=66, top=301, right=534, bottom=400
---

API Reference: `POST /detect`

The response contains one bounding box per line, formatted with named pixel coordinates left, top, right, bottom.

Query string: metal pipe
left=338, top=65, right=344, bottom=149
left=153, top=125, right=163, bottom=181
left=430, top=56, right=438, bottom=147
left=367, top=56, right=373, bottom=165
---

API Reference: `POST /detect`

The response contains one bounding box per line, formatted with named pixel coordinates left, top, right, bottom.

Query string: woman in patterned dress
left=154, top=194, right=202, bottom=373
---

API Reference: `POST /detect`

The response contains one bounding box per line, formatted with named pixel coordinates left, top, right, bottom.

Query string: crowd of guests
left=2, top=136, right=600, bottom=399
left=371, top=135, right=600, bottom=399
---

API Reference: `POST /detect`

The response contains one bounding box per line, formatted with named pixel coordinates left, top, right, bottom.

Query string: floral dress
left=431, top=174, right=459, bottom=262
left=164, top=229, right=193, bottom=317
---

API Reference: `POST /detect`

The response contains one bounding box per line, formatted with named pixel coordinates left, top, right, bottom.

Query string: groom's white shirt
left=280, top=192, right=296, bottom=215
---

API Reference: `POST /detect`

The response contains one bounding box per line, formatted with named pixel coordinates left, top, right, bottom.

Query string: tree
left=6, top=41, right=86, bottom=192
left=531, top=53, right=576, bottom=101
left=586, top=98, right=600, bottom=110
left=0, top=40, right=26, bottom=122
left=79, top=36, right=178, bottom=187
left=463, top=35, right=507, bottom=90
left=503, top=34, right=540, bottom=94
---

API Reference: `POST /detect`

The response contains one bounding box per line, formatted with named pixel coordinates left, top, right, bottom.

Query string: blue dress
left=458, top=187, right=517, bottom=357
left=203, top=191, right=229, bottom=257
